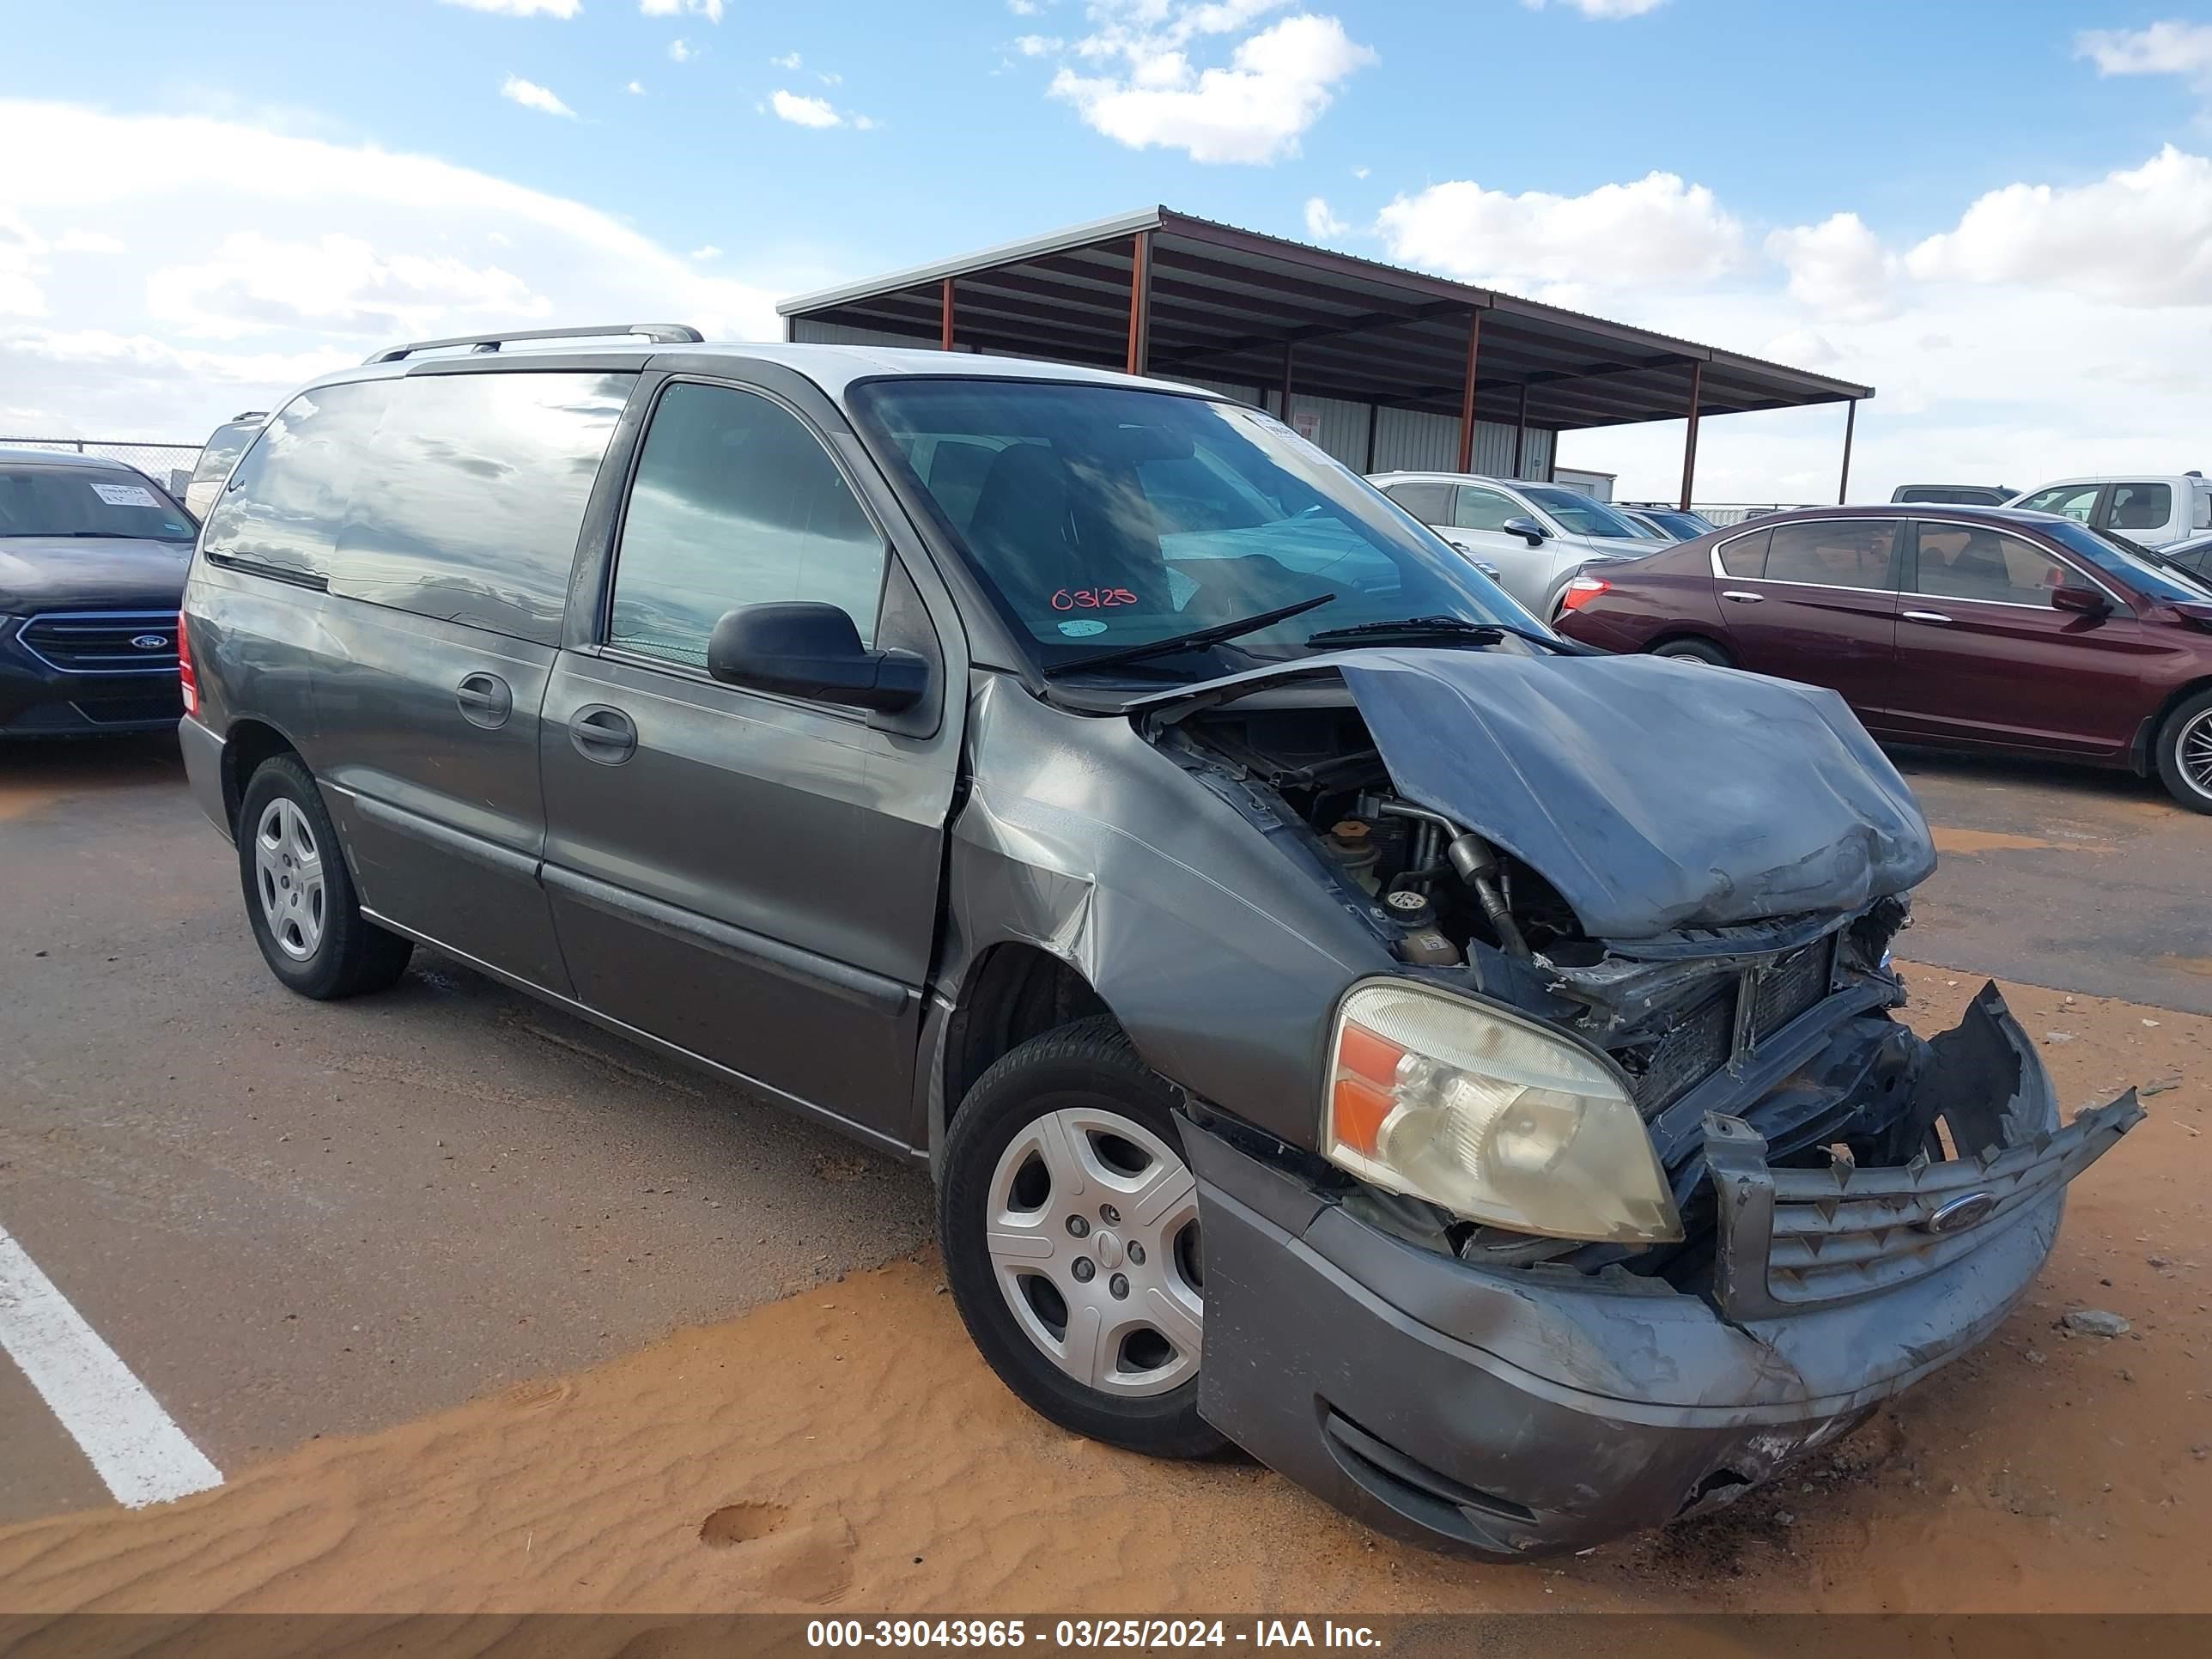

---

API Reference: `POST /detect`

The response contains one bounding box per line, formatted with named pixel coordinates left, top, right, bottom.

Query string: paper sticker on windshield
left=89, top=481, right=159, bottom=507
left=1057, top=619, right=1108, bottom=637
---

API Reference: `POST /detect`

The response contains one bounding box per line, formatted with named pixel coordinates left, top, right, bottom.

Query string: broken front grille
left=1626, top=939, right=1835, bottom=1115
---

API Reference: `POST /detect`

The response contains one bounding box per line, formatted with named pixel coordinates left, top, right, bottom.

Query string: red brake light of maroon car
left=1559, top=576, right=1612, bottom=611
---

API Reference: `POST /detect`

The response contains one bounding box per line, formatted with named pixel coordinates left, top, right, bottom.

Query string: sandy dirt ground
left=0, top=965, right=2203, bottom=1618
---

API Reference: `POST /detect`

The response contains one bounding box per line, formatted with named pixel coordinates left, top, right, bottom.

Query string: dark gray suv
left=179, top=324, right=2139, bottom=1559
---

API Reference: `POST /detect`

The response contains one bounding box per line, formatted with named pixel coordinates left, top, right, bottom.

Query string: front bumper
left=0, top=618, right=182, bottom=737
left=1185, top=985, right=2140, bottom=1559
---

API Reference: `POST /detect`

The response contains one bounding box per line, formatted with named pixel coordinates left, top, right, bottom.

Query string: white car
left=2009, top=473, right=2211, bottom=549
left=181, top=411, right=266, bottom=522
left=1369, top=471, right=1659, bottom=614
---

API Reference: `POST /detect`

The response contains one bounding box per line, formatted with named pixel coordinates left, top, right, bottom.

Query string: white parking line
left=0, top=1220, right=222, bottom=1509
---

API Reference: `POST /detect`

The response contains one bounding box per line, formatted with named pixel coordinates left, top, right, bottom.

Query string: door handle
left=568, top=704, right=637, bottom=764
left=454, top=672, right=513, bottom=728
left=1901, top=611, right=1952, bottom=626
left=1721, top=590, right=1765, bottom=604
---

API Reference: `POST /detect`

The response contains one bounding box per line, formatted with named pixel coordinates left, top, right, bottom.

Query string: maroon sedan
left=1553, top=504, right=2212, bottom=812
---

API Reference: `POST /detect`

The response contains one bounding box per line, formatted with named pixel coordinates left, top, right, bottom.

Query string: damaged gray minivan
left=179, top=325, right=2141, bottom=1558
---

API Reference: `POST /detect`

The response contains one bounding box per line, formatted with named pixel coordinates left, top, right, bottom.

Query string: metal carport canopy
left=777, top=206, right=1874, bottom=500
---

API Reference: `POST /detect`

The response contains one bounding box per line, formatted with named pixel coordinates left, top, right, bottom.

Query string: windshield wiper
left=1041, top=592, right=1337, bottom=678
left=1304, top=614, right=1591, bottom=654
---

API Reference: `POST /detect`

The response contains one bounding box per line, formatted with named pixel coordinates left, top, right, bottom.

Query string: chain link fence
left=1, top=438, right=204, bottom=498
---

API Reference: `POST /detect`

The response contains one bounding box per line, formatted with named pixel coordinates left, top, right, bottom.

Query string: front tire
left=2153, top=689, right=2212, bottom=814
left=237, top=755, right=414, bottom=998
left=939, top=1017, right=1224, bottom=1460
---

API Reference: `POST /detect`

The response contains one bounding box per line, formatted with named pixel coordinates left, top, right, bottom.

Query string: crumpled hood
left=1143, top=647, right=1936, bottom=940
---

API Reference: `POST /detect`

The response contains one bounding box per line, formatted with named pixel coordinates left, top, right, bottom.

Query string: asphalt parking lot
left=0, top=731, right=2205, bottom=1573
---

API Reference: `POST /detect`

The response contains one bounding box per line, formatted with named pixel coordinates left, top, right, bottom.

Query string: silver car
left=181, top=412, right=266, bottom=522
left=1368, top=471, right=1661, bottom=615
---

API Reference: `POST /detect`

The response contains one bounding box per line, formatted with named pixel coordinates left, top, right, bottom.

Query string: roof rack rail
left=230, top=410, right=270, bottom=422
left=365, top=323, right=704, bottom=365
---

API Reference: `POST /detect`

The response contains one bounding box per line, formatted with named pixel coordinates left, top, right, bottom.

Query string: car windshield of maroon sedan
left=852, top=378, right=1547, bottom=680
left=0, top=464, right=197, bottom=543
left=2040, top=519, right=2212, bottom=605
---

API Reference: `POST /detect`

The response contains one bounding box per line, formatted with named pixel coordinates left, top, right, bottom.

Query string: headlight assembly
left=1324, top=980, right=1682, bottom=1243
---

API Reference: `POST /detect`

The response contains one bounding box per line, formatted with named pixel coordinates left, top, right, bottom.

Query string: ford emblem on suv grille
left=1922, top=1191, right=1999, bottom=1235
left=131, top=634, right=172, bottom=650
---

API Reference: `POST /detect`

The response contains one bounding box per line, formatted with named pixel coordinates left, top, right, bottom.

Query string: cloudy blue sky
left=3, top=0, right=2209, bottom=501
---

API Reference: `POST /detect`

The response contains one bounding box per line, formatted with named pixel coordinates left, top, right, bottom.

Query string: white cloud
left=817, top=70, right=843, bottom=86
left=1048, top=11, right=1376, bottom=165
left=439, top=0, right=582, bottom=15
left=771, top=89, right=844, bottom=128
left=626, top=79, right=645, bottom=94
left=1351, top=164, right=1369, bottom=179
left=770, top=51, right=803, bottom=69
left=641, top=0, right=724, bottom=20
left=690, top=244, right=720, bottom=260
left=1522, top=0, right=1667, bottom=15
left=1376, top=171, right=1744, bottom=299
left=668, top=38, right=694, bottom=62
left=853, top=113, right=880, bottom=131
left=55, top=228, right=126, bottom=254
left=2075, top=20, right=2212, bottom=91
left=1008, top=0, right=1042, bottom=12
left=1904, top=144, right=2212, bottom=307
left=0, top=99, right=784, bottom=436
left=1766, top=212, right=1900, bottom=322
left=1016, top=33, right=1063, bottom=55
left=1303, top=196, right=1346, bottom=238
left=500, top=75, right=575, bottom=117
left=148, top=232, right=549, bottom=340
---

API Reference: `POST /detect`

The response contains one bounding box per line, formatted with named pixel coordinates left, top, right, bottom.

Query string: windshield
left=1518, top=486, right=1645, bottom=540
left=849, top=379, right=1544, bottom=680
left=2041, top=520, right=2212, bottom=604
left=0, top=465, right=196, bottom=542
left=191, top=422, right=260, bottom=485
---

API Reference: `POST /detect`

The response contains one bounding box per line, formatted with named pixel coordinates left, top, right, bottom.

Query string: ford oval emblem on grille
left=1922, top=1192, right=1998, bottom=1235
left=131, top=634, right=171, bottom=651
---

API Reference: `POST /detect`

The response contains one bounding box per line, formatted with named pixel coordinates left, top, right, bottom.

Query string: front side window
left=1453, top=487, right=1519, bottom=532
left=1914, top=526, right=2070, bottom=606
left=1382, top=480, right=1452, bottom=523
left=1765, top=520, right=1899, bottom=590
left=2106, top=482, right=2172, bottom=533
left=1517, top=487, right=1644, bottom=540
left=609, top=380, right=889, bottom=671
left=849, top=380, right=1534, bottom=680
left=2019, top=483, right=2100, bottom=522
left=0, top=465, right=195, bottom=542
left=2040, top=520, right=2212, bottom=604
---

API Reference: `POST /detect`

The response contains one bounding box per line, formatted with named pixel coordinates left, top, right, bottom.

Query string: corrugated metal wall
left=785, top=320, right=1556, bottom=480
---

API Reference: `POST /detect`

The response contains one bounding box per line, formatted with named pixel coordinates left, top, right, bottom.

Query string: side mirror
left=1500, top=515, right=1548, bottom=547
left=2051, top=585, right=2112, bottom=618
left=706, top=602, right=928, bottom=712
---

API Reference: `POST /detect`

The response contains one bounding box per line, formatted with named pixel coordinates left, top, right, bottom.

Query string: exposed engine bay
left=1146, top=682, right=2077, bottom=1297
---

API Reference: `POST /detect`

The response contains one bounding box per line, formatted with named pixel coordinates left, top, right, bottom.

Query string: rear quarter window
left=327, top=370, right=635, bottom=645
left=200, top=381, right=393, bottom=584
left=1716, top=527, right=1769, bottom=577
left=1383, top=481, right=1451, bottom=523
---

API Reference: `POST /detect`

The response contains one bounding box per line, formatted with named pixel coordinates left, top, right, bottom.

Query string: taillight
left=177, top=609, right=198, bottom=716
left=1559, top=575, right=1612, bottom=612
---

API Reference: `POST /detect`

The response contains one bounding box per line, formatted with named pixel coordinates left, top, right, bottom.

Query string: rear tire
left=237, top=755, right=414, bottom=999
left=1650, top=636, right=1735, bottom=667
left=2153, top=689, right=2212, bottom=814
left=939, top=1016, right=1224, bottom=1461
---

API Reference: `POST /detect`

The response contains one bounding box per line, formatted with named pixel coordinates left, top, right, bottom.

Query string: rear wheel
left=2153, top=689, right=2212, bottom=814
left=939, top=1017, right=1223, bottom=1460
left=237, top=755, right=414, bottom=998
left=1650, top=636, right=1735, bottom=667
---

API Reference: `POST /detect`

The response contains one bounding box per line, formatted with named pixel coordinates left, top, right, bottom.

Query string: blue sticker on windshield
left=1057, top=619, right=1108, bottom=637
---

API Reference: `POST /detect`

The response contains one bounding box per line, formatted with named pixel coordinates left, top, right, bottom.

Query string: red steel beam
left=1455, top=310, right=1482, bottom=472
left=939, top=276, right=956, bottom=352
left=1126, top=230, right=1152, bottom=375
